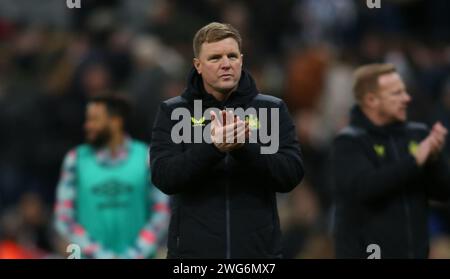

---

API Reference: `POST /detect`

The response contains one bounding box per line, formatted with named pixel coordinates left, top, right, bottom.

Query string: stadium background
left=0, top=0, right=449, bottom=258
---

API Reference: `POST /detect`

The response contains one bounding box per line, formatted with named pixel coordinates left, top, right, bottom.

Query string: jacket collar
left=181, top=67, right=259, bottom=109
left=94, top=135, right=131, bottom=166
left=349, top=105, right=407, bottom=137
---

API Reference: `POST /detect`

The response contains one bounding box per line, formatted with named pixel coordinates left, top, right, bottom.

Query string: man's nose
left=404, top=92, right=412, bottom=103
left=221, top=57, right=231, bottom=68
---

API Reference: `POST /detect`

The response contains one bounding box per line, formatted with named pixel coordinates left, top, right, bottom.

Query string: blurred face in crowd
left=84, top=102, right=113, bottom=148
left=193, top=37, right=243, bottom=100
left=370, top=72, right=411, bottom=124
left=82, top=64, right=111, bottom=97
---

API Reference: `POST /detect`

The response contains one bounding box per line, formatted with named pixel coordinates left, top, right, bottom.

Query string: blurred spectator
left=54, top=95, right=169, bottom=259
left=279, top=181, right=332, bottom=258
left=285, top=45, right=330, bottom=111
left=429, top=236, right=450, bottom=259
left=128, top=35, right=185, bottom=141
left=0, top=192, right=54, bottom=259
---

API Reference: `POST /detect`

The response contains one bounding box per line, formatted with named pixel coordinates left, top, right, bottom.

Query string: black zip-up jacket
left=331, top=106, right=450, bottom=258
left=150, top=68, right=304, bottom=258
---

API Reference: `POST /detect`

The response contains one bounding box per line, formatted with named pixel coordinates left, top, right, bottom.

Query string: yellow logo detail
left=409, top=141, right=419, bottom=156
left=245, top=115, right=260, bottom=130
left=373, top=144, right=385, bottom=157
left=191, top=117, right=205, bottom=127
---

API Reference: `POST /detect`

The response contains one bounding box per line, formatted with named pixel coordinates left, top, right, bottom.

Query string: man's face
left=374, top=72, right=411, bottom=123
left=84, top=103, right=112, bottom=148
left=194, top=37, right=243, bottom=96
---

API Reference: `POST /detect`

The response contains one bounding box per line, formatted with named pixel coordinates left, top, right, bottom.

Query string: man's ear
left=364, top=92, right=379, bottom=109
left=193, top=58, right=201, bottom=74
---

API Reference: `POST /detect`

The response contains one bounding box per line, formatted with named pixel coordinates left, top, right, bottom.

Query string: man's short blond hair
left=193, top=22, right=242, bottom=58
left=353, top=63, right=397, bottom=103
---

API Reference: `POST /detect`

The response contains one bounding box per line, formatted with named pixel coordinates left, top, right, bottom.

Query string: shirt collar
left=95, top=135, right=131, bottom=166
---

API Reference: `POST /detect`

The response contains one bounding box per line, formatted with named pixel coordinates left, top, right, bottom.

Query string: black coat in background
left=331, top=106, right=450, bottom=258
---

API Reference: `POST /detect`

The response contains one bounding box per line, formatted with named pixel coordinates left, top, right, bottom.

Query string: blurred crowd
left=0, top=0, right=449, bottom=258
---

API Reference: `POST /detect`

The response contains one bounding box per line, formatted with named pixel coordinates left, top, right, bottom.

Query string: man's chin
left=86, top=138, right=107, bottom=149
left=397, top=115, right=408, bottom=122
left=217, top=84, right=238, bottom=94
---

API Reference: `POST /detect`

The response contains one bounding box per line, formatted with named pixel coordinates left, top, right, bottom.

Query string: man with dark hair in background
left=150, top=22, right=304, bottom=258
left=331, top=63, right=450, bottom=258
left=54, top=95, right=169, bottom=258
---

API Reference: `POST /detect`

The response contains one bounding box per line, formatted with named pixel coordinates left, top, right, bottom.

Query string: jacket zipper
left=176, top=204, right=181, bottom=251
left=223, top=105, right=231, bottom=259
left=225, top=154, right=231, bottom=259
left=389, top=136, right=414, bottom=258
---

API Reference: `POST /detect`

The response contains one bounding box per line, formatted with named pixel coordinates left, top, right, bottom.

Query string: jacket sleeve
left=425, top=155, right=450, bottom=201
left=150, top=102, right=225, bottom=195
left=331, top=135, right=420, bottom=203
left=229, top=100, right=304, bottom=193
